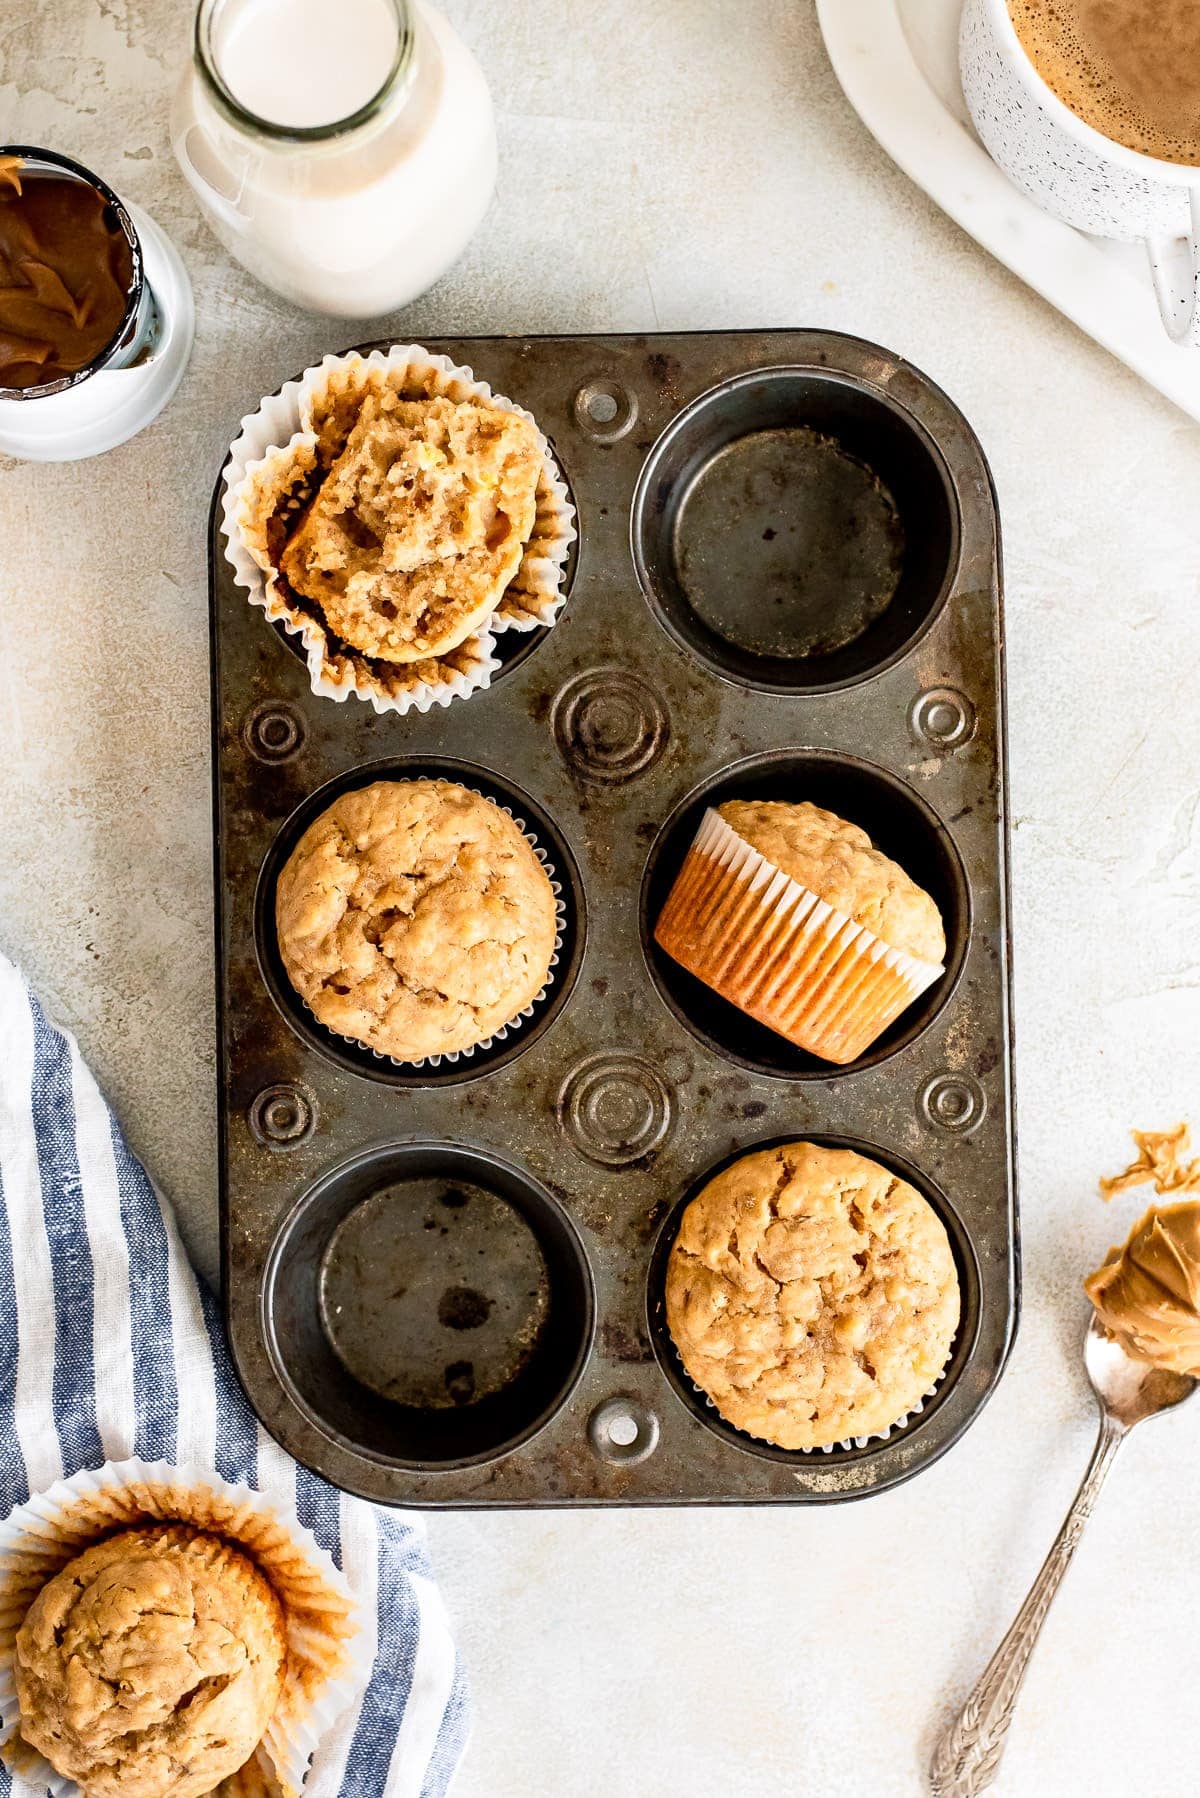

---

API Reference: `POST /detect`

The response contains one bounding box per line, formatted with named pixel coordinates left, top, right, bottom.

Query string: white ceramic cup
left=960, top=0, right=1200, bottom=346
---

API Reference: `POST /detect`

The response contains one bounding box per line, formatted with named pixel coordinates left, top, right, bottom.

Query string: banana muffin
left=276, top=778, right=558, bottom=1062
left=654, top=799, right=947, bottom=1064
left=280, top=391, right=542, bottom=665
left=665, top=1141, right=960, bottom=1449
left=15, top=1525, right=285, bottom=1798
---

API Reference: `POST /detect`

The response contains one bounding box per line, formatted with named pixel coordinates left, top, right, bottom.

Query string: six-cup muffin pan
left=209, top=330, right=1018, bottom=1506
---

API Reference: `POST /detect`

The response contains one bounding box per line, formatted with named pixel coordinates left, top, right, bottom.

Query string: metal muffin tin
left=209, top=330, right=1018, bottom=1506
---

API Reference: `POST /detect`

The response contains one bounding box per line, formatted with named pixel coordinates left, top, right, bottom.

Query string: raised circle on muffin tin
left=262, top=1141, right=595, bottom=1470
left=630, top=365, right=961, bottom=693
left=645, top=1133, right=983, bottom=1463
left=640, top=747, right=971, bottom=1080
left=254, top=757, right=586, bottom=1088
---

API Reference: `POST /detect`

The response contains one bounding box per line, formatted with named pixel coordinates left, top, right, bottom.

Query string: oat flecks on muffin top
left=15, top=1525, right=285, bottom=1798
left=276, top=779, right=558, bottom=1063
left=717, top=799, right=946, bottom=965
left=279, top=392, right=541, bottom=665
left=665, top=1141, right=960, bottom=1450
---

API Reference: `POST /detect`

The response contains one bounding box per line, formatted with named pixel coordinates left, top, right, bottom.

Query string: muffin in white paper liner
left=0, top=1458, right=366, bottom=1798
left=655, top=807, right=945, bottom=1065
left=682, top=1361, right=951, bottom=1455
left=220, top=344, right=577, bottom=717
left=294, top=792, right=567, bottom=1071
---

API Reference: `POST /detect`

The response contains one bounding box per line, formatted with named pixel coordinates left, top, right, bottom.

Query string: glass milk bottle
left=171, top=0, right=496, bottom=316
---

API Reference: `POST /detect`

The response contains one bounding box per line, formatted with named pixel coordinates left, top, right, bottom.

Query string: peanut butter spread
left=1085, top=1202, right=1200, bottom=1377
left=276, top=779, right=558, bottom=1062
left=279, top=391, right=541, bottom=663
left=0, top=163, right=133, bottom=390
left=717, top=799, right=946, bottom=965
left=15, top=1525, right=285, bottom=1798
left=665, top=1142, right=960, bottom=1449
left=1098, top=1123, right=1200, bottom=1200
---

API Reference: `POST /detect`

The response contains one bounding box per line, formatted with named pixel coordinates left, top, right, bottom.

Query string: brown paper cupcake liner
left=297, top=793, right=565, bottom=1070
left=654, top=808, right=945, bottom=1065
left=0, top=1459, right=365, bottom=1798
left=221, top=345, right=576, bottom=716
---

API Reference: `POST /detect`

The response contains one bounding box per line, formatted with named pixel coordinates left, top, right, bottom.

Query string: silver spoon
left=929, top=1316, right=1197, bottom=1797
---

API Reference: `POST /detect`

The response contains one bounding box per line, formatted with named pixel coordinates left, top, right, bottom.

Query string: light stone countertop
left=3, top=3, right=1200, bottom=1794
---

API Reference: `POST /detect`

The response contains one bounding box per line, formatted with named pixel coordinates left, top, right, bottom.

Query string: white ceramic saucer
left=818, top=0, right=1200, bottom=423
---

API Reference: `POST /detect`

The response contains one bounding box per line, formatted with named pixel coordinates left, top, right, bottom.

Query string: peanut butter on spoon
left=1086, top=1126, right=1200, bottom=1377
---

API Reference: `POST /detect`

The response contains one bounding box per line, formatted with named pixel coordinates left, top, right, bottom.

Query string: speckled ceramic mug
left=960, top=0, right=1200, bottom=346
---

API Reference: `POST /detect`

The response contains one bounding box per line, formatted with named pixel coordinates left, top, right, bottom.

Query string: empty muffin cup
left=631, top=363, right=960, bottom=691
left=264, top=1143, right=595, bottom=1470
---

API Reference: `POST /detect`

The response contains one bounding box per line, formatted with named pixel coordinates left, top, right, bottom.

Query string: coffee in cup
left=1006, top=0, right=1200, bottom=165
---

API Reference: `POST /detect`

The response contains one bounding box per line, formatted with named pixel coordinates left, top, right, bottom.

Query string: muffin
left=14, top=1525, right=285, bottom=1798
left=665, top=1141, right=960, bottom=1449
left=279, top=391, right=541, bottom=665
left=276, top=778, right=558, bottom=1062
left=228, top=346, right=575, bottom=714
left=654, top=799, right=947, bottom=1064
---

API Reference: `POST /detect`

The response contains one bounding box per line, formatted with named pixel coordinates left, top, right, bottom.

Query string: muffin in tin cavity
left=642, top=749, right=969, bottom=1079
left=256, top=757, right=585, bottom=1087
left=275, top=778, right=557, bottom=1063
left=655, top=1139, right=966, bottom=1454
left=263, top=1142, right=595, bottom=1470
left=631, top=366, right=960, bottom=693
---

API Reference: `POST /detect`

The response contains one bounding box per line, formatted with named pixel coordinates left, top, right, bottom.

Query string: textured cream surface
left=15, top=1526, right=285, bottom=1798
left=665, top=1142, right=959, bottom=1448
left=276, top=778, right=557, bottom=1061
left=4, top=2, right=1200, bottom=1795
left=717, top=799, right=946, bottom=964
left=278, top=392, right=541, bottom=663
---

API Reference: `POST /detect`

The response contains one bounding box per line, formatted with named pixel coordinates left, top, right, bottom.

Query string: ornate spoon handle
left=929, top=1415, right=1126, bottom=1796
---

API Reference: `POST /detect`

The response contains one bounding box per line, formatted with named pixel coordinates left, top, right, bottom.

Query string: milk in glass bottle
left=171, top=0, right=496, bottom=315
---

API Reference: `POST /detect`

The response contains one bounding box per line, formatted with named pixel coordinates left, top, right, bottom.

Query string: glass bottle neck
left=193, top=0, right=416, bottom=147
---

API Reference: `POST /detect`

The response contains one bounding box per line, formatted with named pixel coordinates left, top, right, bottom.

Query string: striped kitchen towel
left=0, top=950, right=469, bottom=1797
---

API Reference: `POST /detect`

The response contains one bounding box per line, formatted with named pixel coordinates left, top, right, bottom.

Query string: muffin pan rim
left=210, top=328, right=1018, bottom=1507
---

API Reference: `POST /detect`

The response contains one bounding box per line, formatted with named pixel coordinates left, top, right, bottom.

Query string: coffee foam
left=1007, top=0, right=1200, bottom=166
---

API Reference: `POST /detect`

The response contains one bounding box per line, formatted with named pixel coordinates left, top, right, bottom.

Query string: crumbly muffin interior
left=280, top=392, right=541, bottom=665
left=15, top=1524, right=285, bottom=1798
left=665, top=1141, right=960, bottom=1449
left=276, top=778, right=558, bottom=1063
left=717, top=798, right=946, bottom=965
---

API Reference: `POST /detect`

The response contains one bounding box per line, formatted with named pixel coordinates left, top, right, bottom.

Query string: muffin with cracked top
left=275, top=778, right=558, bottom=1062
left=654, top=797, right=947, bottom=1064
left=664, top=1140, right=959, bottom=1449
left=14, top=1525, right=285, bottom=1798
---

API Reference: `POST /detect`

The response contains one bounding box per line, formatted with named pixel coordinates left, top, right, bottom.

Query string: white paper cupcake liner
left=295, top=790, right=566, bottom=1070
left=0, top=1459, right=366, bottom=1798
left=656, top=809, right=945, bottom=1064
left=682, top=1359, right=950, bottom=1454
left=220, top=344, right=576, bottom=717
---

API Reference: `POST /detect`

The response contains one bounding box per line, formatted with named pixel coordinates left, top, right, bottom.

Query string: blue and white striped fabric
left=0, top=952, right=469, bottom=1797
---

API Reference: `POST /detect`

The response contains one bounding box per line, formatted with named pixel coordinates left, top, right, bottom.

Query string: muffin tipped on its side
left=665, top=1141, right=960, bottom=1449
left=654, top=799, right=947, bottom=1065
left=15, top=1525, right=286, bottom=1798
